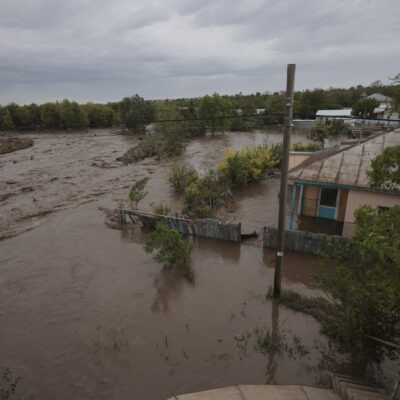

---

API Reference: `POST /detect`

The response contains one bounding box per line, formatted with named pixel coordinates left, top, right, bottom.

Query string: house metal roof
left=316, top=109, right=352, bottom=117
left=289, top=130, right=400, bottom=191
left=367, top=93, right=392, bottom=103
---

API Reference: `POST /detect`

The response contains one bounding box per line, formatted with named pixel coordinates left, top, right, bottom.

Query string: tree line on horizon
left=0, top=78, right=399, bottom=132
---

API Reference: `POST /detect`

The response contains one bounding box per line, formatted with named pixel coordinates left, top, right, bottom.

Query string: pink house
left=288, top=130, right=400, bottom=237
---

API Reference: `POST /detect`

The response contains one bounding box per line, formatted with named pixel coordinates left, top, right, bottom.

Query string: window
left=377, top=206, right=390, bottom=215
left=320, top=188, right=338, bottom=207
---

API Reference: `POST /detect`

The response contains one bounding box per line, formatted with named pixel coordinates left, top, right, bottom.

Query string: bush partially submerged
left=168, top=163, right=199, bottom=193
left=118, top=135, right=164, bottom=163
left=182, top=170, right=221, bottom=218
left=169, top=144, right=279, bottom=218
left=117, top=133, right=188, bottom=164
left=144, top=221, right=193, bottom=277
left=150, top=202, right=171, bottom=216
left=217, top=145, right=278, bottom=188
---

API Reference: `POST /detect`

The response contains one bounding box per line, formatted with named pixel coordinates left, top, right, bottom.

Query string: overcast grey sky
left=1, top=0, right=399, bottom=104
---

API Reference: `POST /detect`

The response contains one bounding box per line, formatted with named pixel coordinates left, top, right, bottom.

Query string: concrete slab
left=176, top=386, right=243, bottom=400
left=238, top=385, right=307, bottom=399
left=302, top=386, right=341, bottom=400
left=345, top=387, right=389, bottom=400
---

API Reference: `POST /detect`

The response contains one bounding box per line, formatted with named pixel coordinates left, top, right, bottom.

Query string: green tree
left=144, top=221, right=193, bottom=273
left=309, top=120, right=330, bottom=149
left=317, top=205, right=400, bottom=357
left=60, top=99, right=89, bottom=130
left=40, top=102, right=61, bottom=129
left=83, top=103, right=114, bottom=127
left=0, top=107, right=15, bottom=131
left=199, top=93, right=233, bottom=134
left=367, top=145, right=400, bottom=190
left=128, top=177, right=150, bottom=209
left=27, top=103, right=41, bottom=128
left=153, top=102, right=188, bottom=156
left=352, top=98, right=379, bottom=117
left=118, top=94, right=154, bottom=133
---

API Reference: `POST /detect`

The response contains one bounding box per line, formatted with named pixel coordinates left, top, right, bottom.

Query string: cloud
left=0, top=0, right=399, bottom=104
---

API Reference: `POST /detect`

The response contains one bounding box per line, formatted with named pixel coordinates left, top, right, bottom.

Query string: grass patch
left=267, top=288, right=341, bottom=339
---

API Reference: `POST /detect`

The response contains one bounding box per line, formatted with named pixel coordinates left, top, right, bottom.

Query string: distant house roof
left=373, top=103, right=391, bottom=114
left=316, top=109, right=352, bottom=117
left=289, top=130, right=400, bottom=192
left=367, top=93, right=392, bottom=102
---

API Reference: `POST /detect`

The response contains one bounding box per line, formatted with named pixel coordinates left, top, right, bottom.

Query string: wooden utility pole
left=273, top=64, right=296, bottom=298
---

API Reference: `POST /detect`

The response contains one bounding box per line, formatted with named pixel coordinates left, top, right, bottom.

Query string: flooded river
left=0, top=129, right=371, bottom=399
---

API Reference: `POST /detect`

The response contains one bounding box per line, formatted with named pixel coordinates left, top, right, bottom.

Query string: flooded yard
left=0, top=129, right=360, bottom=399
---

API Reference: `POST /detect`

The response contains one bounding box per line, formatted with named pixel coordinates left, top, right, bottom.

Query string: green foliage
left=82, top=103, right=114, bottom=127
left=153, top=102, right=188, bottom=156
left=168, top=163, right=199, bottom=193
left=367, top=145, right=400, bottom=190
left=317, top=205, right=400, bottom=358
left=118, top=135, right=164, bottom=163
left=128, top=177, right=149, bottom=209
left=40, top=102, right=61, bottom=128
left=291, top=142, right=322, bottom=152
left=217, top=145, right=278, bottom=187
left=254, top=327, right=283, bottom=356
left=326, top=118, right=349, bottom=136
left=150, top=202, right=171, bottom=216
left=198, top=93, right=233, bottom=134
left=60, top=99, right=89, bottom=130
left=144, top=221, right=193, bottom=272
left=0, top=368, right=19, bottom=400
left=268, top=289, right=338, bottom=337
left=309, top=119, right=330, bottom=149
left=270, top=142, right=283, bottom=168
left=0, top=107, right=14, bottom=130
left=118, top=94, right=154, bottom=133
left=352, top=98, right=380, bottom=117
left=183, top=170, right=220, bottom=218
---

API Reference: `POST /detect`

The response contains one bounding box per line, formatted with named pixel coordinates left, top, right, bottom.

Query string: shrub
left=168, top=163, right=199, bottom=193
left=291, top=142, right=322, bottom=152
left=144, top=221, right=193, bottom=272
left=151, top=202, right=171, bottom=215
left=309, top=119, right=330, bottom=149
left=316, top=205, right=400, bottom=358
left=217, top=145, right=278, bottom=188
left=183, top=170, right=221, bottom=218
left=118, top=135, right=164, bottom=163
left=128, top=177, right=149, bottom=209
left=270, top=142, right=283, bottom=168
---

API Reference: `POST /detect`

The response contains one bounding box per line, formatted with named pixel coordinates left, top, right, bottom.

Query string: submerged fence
left=263, top=226, right=351, bottom=256
left=118, top=209, right=242, bottom=243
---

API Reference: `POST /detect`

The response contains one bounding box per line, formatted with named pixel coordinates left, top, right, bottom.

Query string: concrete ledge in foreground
left=166, top=385, right=341, bottom=400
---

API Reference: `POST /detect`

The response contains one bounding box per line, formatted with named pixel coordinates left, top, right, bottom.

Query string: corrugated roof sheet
left=316, top=109, right=352, bottom=117
left=289, top=130, right=400, bottom=191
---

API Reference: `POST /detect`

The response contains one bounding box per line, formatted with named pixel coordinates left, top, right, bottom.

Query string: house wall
left=337, top=189, right=348, bottom=222
left=344, top=189, right=400, bottom=223
left=289, top=153, right=310, bottom=170
left=302, top=185, right=319, bottom=217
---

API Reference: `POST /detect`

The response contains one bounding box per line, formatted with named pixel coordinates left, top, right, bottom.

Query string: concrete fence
left=263, top=226, right=351, bottom=256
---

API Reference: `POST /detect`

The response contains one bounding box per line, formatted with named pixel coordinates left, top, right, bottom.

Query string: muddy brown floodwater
left=0, top=129, right=377, bottom=400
